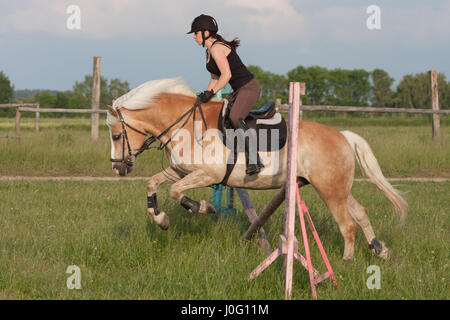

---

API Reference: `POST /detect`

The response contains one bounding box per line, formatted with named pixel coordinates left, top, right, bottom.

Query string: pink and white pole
left=247, top=82, right=337, bottom=300
left=284, top=82, right=301, bottom=299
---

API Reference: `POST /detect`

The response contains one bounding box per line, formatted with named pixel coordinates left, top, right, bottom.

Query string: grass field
left=0, top=116, right=449, bottom=178
left=0, top=116, right=449, bottom=300
left=0, top=180, right=448, bottom=299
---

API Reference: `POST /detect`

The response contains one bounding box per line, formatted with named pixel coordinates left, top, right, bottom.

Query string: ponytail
left=213, top=33, right=240, bottom=51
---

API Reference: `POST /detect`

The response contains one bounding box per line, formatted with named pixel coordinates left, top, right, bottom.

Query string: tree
left=371, top=69, right=395, bottom=108
left=327, top=69, right=371, bottom=106
left=0, top=71, right=14, bottom=104
left=35, top=91, right=57, bottom=108
left=70, top=75, right=107, bottom=109
left=247, top=65, right=288, bottom=106
left=443, top=81, right=450, bottom=110
left=394, top=73, right=430, bottom=108
left=70, top=75, right=130, bottom=109
left=108, top=78, right=131, bottom=101
left=54, top=91, right=72, bottom=109
left=287, top=66, right=330, bottom=105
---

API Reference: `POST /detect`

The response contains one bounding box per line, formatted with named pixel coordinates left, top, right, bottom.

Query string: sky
left=1, top=0, right=449, bottom=92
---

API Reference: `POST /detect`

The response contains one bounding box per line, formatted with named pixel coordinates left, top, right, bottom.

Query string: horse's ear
left=107, top=105, right=118, bottom=118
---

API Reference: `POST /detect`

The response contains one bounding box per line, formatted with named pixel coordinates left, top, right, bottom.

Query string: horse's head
left=106, top=105, right=148, bottom=176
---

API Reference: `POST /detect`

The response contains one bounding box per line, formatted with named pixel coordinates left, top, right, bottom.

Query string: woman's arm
left=206, top=74, right=219, bottom=91
left=209, top=45, right=232, bottom=93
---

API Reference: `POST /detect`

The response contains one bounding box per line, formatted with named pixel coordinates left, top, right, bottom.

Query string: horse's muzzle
left=111, top=160, right=134, bottom=176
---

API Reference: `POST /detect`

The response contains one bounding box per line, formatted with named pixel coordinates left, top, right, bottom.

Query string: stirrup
left=246, top=161, right=264, bottom=175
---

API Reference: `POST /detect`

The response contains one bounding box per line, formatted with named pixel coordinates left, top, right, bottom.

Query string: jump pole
left=244, top=82, right=337, bottom=300
left=213, top=185, right=272, bottom=254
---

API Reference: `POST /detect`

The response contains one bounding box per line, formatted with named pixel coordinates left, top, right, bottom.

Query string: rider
left=188, top=14, right=264, bottom=175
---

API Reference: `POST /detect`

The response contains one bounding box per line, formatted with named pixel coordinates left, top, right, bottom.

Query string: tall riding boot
left=236, top=118, right=265, bottom=175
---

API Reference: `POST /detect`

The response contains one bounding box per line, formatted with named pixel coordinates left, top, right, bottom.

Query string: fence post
left=35, top=103, right=40, bottom=132
left=15, top=109, right=21, bottom=137
left=430, top=70, right=440, bottom=141
left=91, top=56, right=101, bottom=142
left=299, top=83, right=305, bottom=119
left=275, top=98, right=281, bottom=112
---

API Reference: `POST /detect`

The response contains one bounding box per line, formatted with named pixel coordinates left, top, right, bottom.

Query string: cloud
left=1, top=0, right=449, bottom=47
left=223, top=0, right=307, bottom=42
left=1, top=0, right=194, bottom=38
left=387, top=1, right=450, bottom=45
left=298, top=2, right=450, bottom=47
left=0, top=0, right=306, bottom=42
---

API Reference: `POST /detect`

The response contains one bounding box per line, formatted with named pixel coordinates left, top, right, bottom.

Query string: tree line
left=248, top=65, right=450, bottom=110
left=1, top=66, right=449, bottom=118
left=0, top=72, right=130, bottom=117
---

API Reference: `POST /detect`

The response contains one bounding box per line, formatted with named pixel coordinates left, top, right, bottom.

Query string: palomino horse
left=106, top=78, right=408, bottom=260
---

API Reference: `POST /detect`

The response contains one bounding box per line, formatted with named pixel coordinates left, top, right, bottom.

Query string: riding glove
left=198, top=89, right=215, bottom=103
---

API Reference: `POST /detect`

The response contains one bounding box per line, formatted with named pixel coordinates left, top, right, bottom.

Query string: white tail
left=341, top=130, right=408, bottom=226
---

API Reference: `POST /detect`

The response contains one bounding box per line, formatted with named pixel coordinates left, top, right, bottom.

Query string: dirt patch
left=0, top=176, right=448, bottom=182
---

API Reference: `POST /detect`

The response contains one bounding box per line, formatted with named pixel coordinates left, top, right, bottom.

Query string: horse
left=106, top=77, right=408, bottom=261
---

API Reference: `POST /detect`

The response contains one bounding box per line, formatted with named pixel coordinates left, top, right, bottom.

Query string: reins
left=110, top=97, right=208, bottom=165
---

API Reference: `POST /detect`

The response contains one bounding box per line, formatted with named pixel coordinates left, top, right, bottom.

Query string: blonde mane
left=112, top=77, right=196, bottom=111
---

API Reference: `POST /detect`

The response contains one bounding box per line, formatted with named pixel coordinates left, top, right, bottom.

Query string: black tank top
left=206, top=41, right=254, bottom=91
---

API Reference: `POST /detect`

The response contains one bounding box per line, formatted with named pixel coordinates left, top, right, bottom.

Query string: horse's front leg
left=169, top=169, right=220, bottom=214
left=147, top=167, right=181, bottom=230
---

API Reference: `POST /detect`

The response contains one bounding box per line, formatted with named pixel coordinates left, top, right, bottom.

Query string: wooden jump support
left=212, top=185, right=272, bottom=254
left=241, top=82, right=337, bottom=300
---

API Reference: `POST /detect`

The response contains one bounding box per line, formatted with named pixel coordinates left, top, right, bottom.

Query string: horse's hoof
left=371, top=240, right=398, bottom=262
left=342, top=255, right=354, bottom=262
left=159, top=223, right=169, bottom=231
left=378, top=246, right=398, bottom=262
left=154, top=211, right=170, bottom=230
left=199, top=200, right=216, bottom=214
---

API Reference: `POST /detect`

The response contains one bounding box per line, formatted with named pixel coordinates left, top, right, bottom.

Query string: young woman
left=187, top=14, right=264, bottom=175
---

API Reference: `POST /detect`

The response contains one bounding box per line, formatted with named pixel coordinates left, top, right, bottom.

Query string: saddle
left=247, top=101, right=277, bottom=120
left=218, top=99, right=287, bottom=152
left=217, top=99, right=287, bottom=185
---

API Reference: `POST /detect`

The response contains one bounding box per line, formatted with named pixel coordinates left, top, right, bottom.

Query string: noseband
left=109, top=97, right=208, bottom=166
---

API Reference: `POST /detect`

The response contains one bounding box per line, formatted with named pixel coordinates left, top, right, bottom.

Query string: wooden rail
left=0, top=103, right=38, bottom=108
left=17, top=107, right=107, bottom=114
left=277, top=70, right=447, bottom=140
left=0, top=56, right=104, bottom=141
left=0, top=105, right=106, bottom=138
left=1, top=67, right=447, bottom=141
left=278, top=105, right=450, bottom=115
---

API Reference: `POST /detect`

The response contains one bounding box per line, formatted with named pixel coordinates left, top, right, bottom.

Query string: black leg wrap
left=369, top=238, right=383, bottom=255
left=147, top=193, right=161, bottom=216
left=180, top=196, right=200, bottom=213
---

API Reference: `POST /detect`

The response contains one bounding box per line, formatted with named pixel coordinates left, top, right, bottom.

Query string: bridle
left=109, top=97, right=208, bottom=166
left=109, top=108, right=157, bottom=166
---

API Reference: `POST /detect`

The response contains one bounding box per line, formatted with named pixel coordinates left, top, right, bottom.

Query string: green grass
left=0, top=180, right=448, bottom=299
left=0, top=116, right=448, bottom=299
left=303, top=113, right=450, bottom=127
left=1, top=117, right=449, bottom=177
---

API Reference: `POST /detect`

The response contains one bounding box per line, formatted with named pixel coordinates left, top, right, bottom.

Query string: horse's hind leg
left=323, top=197, right=357, bottom=260
left=347, top=194, right=393, bottom=260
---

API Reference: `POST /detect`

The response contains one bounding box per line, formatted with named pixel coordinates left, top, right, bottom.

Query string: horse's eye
left=112, top=133, right=121, bottom=141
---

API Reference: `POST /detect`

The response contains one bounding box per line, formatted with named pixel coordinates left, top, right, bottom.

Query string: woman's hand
left=198, top=89, right=215, bottom=103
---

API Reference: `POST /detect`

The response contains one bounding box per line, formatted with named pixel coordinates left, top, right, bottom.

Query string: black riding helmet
left=187, top=14, right=218, bottom=47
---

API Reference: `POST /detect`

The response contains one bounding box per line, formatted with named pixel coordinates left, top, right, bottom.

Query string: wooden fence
left=0, top=105, right=107, bottom=137
left=2, top=102, right=447, bottom=141
left=0, top=56, right=104, bottom=140
left=0, top=64, right=447, bottom=141
left=277, top=70, right=447, bottom=141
